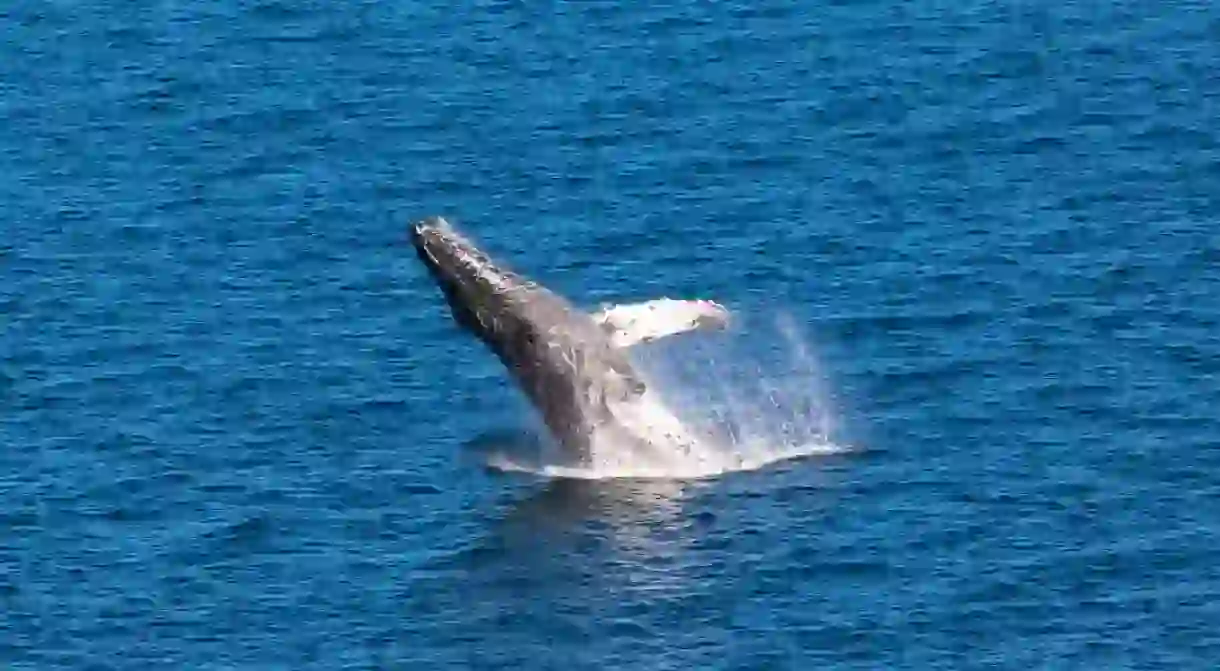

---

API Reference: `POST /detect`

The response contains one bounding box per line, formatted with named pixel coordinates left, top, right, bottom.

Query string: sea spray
left=621, top=309, right=843, bottom=474
left=485, top=308, right=846, bottom=479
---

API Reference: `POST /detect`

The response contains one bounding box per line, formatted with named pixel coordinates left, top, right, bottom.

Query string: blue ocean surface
left=3, top=1, right=1219, bottom=668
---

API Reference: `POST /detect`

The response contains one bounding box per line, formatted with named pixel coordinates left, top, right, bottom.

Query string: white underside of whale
left=581, top=297, right=737, bottom=474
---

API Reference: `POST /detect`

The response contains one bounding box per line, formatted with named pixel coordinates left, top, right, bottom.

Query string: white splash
left=487, top=310, right=847, bottom=480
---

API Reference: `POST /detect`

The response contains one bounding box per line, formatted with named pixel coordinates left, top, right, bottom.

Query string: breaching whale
left=411, top=216, right=730, bottom=466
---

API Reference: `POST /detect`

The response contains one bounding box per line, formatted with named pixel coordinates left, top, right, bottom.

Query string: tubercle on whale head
left=409, top=216, right=533, bottom=293
left=410, top=216, right=542, bottom=349
left=410, top=217, right=487, bottom=333
left=410, top=216, right=464, bottom=273
left=412, top=217, right=492, bottom=292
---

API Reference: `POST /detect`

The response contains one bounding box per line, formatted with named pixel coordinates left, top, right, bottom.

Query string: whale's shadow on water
left=439, top=427, right=853, bottom=600
left=458, top=429, right=695, bottom=532
left=422, top=474, right=699, bottom=627
left=503, top=473, right=689, bottom=530
left=475, top=477, right=697, bottom=589
left=458, top=427, right=578, bottom=473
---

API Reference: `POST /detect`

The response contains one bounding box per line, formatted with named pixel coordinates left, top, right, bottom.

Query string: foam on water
left=486, top=310, right=848, bottom=480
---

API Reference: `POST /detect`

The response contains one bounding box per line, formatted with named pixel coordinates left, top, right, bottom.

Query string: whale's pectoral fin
left=592, top=298, right=731, bottom=348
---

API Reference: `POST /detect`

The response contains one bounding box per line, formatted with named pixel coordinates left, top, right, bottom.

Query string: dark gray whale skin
left=411, top=217, right=644, bottom=461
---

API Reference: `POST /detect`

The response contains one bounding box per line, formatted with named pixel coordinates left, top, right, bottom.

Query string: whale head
left=410, top=217, right=646, bottom=455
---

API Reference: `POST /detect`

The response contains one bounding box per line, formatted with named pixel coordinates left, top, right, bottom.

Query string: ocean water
left=3, top=0, right=1219, bottom=668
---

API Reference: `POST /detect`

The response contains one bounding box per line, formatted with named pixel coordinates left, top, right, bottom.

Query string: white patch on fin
left=592, top=298, right=731, bottom=348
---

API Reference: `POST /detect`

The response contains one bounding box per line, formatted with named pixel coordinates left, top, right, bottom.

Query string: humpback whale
left=411, top=216, right=730, bottom=466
